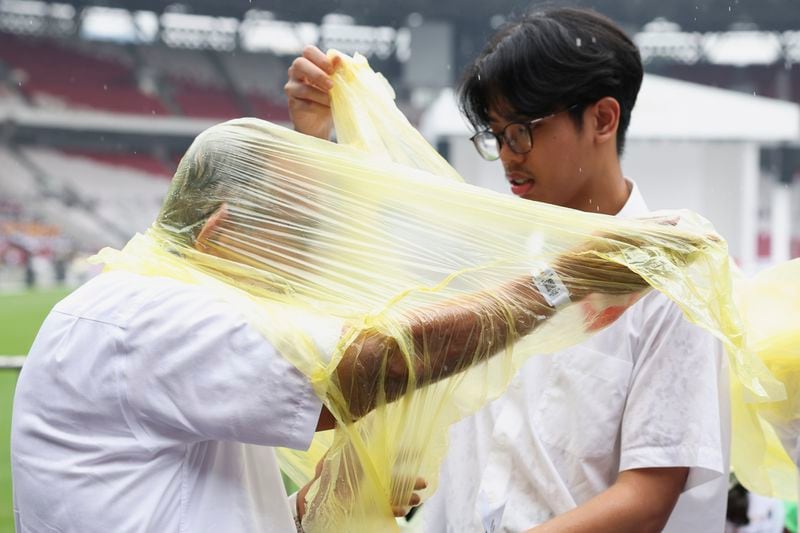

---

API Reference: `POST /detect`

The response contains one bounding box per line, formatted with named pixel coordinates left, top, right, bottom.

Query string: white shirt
left=11, top=270, right=332, bottom=533
left=423, top=181, right=731, bottom=533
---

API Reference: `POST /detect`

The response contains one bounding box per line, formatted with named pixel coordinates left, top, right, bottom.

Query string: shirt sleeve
left=619, top=294, right=728, bottom=491
left=120, top=280, right=337, bottom=449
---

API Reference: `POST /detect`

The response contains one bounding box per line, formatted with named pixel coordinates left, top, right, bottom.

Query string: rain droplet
left=576, top=37, right=582, bottom=47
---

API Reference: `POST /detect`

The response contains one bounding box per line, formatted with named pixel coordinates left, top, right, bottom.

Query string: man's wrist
left=288, top=491, right=305, bottom=532
left=531, top=264, right=571, bottom=309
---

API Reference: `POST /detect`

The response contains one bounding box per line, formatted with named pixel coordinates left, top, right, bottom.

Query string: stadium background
left=1, top=1, right=799, bottom=531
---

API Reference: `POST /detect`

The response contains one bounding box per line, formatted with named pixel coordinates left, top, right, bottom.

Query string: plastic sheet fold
left=90, top=51, right=799, bottom=529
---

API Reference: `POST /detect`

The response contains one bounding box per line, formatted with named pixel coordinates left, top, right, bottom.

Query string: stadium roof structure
left=46, top=0, right=800, bottom=32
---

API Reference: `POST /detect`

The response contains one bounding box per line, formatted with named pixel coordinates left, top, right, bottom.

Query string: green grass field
left=1, top=288, right=72, bottom=533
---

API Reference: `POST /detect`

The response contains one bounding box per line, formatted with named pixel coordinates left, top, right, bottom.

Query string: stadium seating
left=248, top=93, right=290, bottom=122
left=222, top=51, right=291, bottom=120
left=22, top=148, right=169, bottom=239
left=35, top=197, right=121, bottom=249
left=137, top=45, right=243, bottom=118
left=0, top=147, right=39, bottom=201
left=138, top=45, right=222, bottom=88
left=0, top=83, right=19, bottom=105
left=0, top=32, right=167, bottom=115
left=0, top=31, right=291, bottom=120
left=223, top=51, right=286, bottom=97
left=170, top=79, right=244, bottom=118
left=0, top=147, right=127, bottom=249
left=61, top=150, right=173, bottom=178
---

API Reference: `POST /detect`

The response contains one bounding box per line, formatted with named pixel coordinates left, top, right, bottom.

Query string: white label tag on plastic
left=531, top=266, right=570, bottom=309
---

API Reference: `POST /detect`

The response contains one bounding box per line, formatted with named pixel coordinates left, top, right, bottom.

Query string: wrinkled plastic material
left=730, top=259, right=800, bottom=500
left=90, top=51, right=797, bottom=529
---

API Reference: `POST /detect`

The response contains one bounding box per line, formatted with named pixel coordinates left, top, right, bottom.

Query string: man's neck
left=564, top=161, right=630, bottom=215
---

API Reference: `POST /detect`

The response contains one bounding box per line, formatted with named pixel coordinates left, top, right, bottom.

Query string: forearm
left=405, top=277, right=553, bottom=381
left=335, top=276, right=555, bottom=417
left=335, top=250, right=651, bottom=418
left=526, top=468, right=688, bottom=533
left=527, top=485, right=656, bottom=533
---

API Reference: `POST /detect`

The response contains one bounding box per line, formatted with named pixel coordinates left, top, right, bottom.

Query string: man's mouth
left=507, top=174, right=535, bottom=197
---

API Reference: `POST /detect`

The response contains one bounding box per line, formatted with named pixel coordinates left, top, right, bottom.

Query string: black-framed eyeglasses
left=469, top=104, right=579, bottom=161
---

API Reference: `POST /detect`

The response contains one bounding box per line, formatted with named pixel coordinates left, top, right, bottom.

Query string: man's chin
left=520, top=190, right=547, bottom=204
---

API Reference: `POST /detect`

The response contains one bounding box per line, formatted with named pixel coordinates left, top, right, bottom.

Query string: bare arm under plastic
left=333, top=247, right=651, bottom=420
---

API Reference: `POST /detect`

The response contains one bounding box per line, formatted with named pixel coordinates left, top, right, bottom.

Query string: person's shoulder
left=133, top=274, right=246, bottom=325
left=632, top=290, right=722, bottom=355
left=54, top=270, right=233, bottom=328
left=631, top=290, right=685, bottom=324
left=51, top=271, right=146, bottom=325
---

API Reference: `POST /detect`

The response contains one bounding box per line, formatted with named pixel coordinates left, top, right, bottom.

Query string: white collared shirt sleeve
left=121, top=280, right=329, bottom=449
left=620, top=295, right=727, bottom=489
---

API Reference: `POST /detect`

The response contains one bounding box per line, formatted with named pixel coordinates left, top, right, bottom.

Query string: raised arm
left=333, top=242, right=653, bottom=419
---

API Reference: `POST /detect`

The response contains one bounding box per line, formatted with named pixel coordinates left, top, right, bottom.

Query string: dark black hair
left=459, top=6, right=643, bottom=155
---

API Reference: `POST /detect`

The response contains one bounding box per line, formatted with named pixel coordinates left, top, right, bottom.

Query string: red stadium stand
left=0, top=31, right=292, bottom=121
left=171, top=78, right=244, bottom=119
left=0, top=32, right=167, bottom=115
left=61, top=149, right=173, bottom=178
left=247, top=93, right=290, bottom=121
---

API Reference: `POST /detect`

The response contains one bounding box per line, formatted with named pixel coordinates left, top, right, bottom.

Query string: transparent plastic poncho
left=91, top=52, right=800, bottom=530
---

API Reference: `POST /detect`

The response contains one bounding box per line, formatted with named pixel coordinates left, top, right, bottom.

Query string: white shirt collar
left=615, top=179, right=649, bottom=219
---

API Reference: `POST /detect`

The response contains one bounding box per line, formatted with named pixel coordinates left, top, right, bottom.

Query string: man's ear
left=591, top=97, right=620, bottom=146
left=195, top=203, right=229, bottom=251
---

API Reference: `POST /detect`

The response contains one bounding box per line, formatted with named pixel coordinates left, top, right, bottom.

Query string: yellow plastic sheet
left=90, top=51, right=795, bottom=530
left=731, top=259, right=800, bottom=500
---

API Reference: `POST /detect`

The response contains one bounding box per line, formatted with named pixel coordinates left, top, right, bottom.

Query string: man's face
left=192, top=156, right=325, bottom=275
left=488, top=105, right=594, bottom=209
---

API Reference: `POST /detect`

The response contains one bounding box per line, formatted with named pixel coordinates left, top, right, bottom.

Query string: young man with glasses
left=285, top=7, right=729, bottom=532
